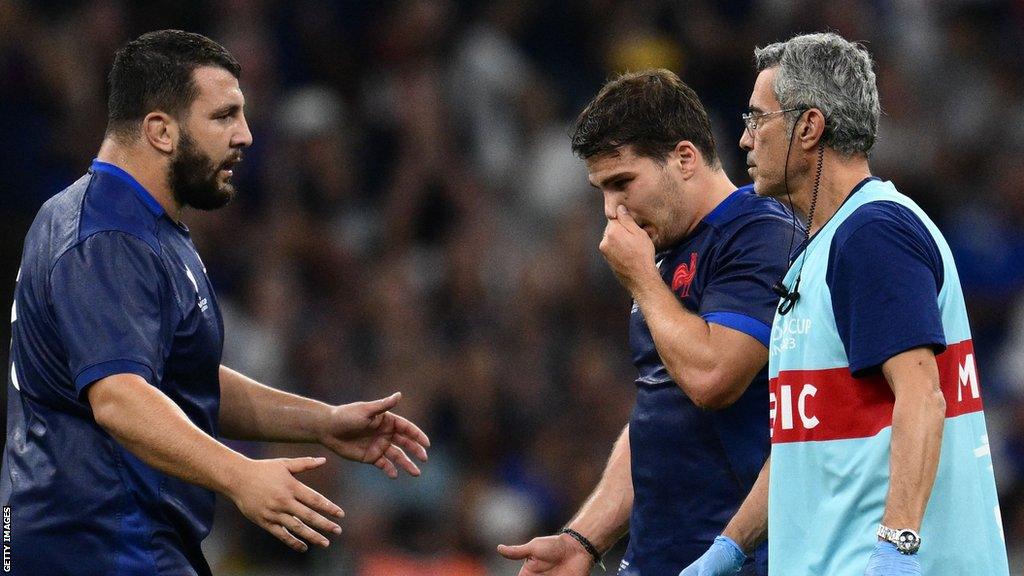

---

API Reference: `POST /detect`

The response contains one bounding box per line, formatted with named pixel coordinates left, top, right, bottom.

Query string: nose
left=739, top=126, right=753, bottom=152
left=603, top=192, right=620, bottom=220
left=234, top=113, right=254, bottom=148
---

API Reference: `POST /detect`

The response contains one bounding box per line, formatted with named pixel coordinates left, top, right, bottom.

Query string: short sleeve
left=827, top=202, right=946, bottom=375
left=49, top=231, right=173, bottom=396
left=699, top=217, right=794, bottom=347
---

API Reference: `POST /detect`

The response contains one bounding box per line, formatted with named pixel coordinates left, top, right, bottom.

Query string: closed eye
left=211, top=104, right=242, bottom=121
left=609, top=178, right=632, bottom=191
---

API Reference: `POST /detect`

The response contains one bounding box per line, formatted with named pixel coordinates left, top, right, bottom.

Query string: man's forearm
left=880, top=348, right=945, bottom=531
left=89, top=374, right=247, bottom=494
left=722, top=456, right=769, bottom=554
left=630, top=278, right=766, bottom=409
left=566, top=425, right=634, bottom=553
left=630, top=275, right=715, bottom=380
left=218, top=365, right=331, bottom=442
left=880, top=397, right=942, bottom=528
left=882, top=396, right=944, bottom=529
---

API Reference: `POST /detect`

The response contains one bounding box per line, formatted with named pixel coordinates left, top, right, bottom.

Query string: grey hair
left=754, top=32, right=880, bottom=156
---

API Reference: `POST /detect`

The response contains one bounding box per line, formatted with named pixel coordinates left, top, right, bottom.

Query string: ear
left=142, top=112, right=177, bottom=155
left=796, top=108, right=826, bottom=152
left=672, top=140, right=700, bottom=179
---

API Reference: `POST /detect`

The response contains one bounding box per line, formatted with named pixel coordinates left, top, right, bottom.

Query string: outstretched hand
left=226, top=456, right=345, bottom=553
left=318, top=392, right=430, bottom=478
left=497, top=533, right=595, bottom=576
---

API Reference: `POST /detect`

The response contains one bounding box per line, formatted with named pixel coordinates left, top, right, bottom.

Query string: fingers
left=276, top=512, right=331, bottom=549
left=386, top=443, right=420, bottom=476
left=287, top=503, right=342, bottom=539
left=294, top=484, right=345, bottom=520
left=366, top=392, right=402, bottom=415
left=601, top=218, right=615, bottom=238
left=240, top=458, right=348, bottom=555
left=601, top=216, right=628, bottom=245
left=270, top=522, right=310, bottom=553
left=602, top=206, right=642, bottom=241
left=496, top=543, right=531, bottom=560
left=392, top=424, right=429, bottom=462
left=387, top=414, right=428, bottom=455
left=283, top=456, right=327, bottom=474
left=366, top=396, right=432, bottom=464
left=371, top=443, right=421, bottom=478
left=273, top=484, right=345, bottom=551
left=615, top=205, right=642, bottom=232
left=374, top=453, right=399, bottom=479
left=599, top=220, right=615, bottom=254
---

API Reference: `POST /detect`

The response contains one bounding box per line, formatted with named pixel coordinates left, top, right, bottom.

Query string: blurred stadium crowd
left=2, top=0, right=1023, bottom=574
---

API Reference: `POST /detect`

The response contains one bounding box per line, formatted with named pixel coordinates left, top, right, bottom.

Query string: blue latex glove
left=678, top=536, right=746, bottom=576
left=864, top=541, right=921, bottom=576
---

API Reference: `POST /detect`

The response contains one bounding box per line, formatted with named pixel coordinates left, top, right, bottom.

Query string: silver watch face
left=895, top=529, right=921, bottom=554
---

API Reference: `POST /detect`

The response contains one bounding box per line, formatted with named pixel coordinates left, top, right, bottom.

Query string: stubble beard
left=169, top=129, right=236, bottom=211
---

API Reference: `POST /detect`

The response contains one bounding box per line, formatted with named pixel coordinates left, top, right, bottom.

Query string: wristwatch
left=877, top=524, right=921, bottom=555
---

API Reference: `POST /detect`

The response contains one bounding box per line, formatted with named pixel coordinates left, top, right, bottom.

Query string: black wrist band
left=560, top=527, right=604, bottom=568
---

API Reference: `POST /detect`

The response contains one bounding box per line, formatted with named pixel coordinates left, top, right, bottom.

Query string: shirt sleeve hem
left=849, top=335, right=947, bottom=377
left=701, top=311, right=772, bottom=347
left=74, top=359, right=154, bottom=397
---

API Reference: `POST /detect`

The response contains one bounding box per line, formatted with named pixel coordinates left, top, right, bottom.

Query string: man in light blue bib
left=680, top=32, right=1009, bottom=576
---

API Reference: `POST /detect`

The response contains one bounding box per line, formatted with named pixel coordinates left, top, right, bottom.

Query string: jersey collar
left=90, top=159, right=165, bottom=218
left=702, top=186, right=749, bottom=228
left=790, top=175, right=883, bottom=260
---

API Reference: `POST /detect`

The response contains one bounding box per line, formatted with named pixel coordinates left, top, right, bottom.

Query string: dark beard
left=169, top=130, right=236, bottom=211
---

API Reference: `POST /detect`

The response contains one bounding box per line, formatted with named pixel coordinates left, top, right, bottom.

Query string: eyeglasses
left=741, top=107, right=806, bottom=136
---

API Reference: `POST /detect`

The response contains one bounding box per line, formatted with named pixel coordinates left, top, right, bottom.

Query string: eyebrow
left=211, top=103, right=242, bottom=117
left=591, top=171, right=635, bottom=189
left=748, top=105, right=765, bottom=113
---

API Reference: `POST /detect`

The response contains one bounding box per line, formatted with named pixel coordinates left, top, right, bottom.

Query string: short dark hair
left=571, top=69, right=718, bottom=166
left=106, top=30, right=241, bottom=141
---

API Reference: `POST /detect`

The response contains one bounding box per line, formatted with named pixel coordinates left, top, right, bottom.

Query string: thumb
left=497, top=543, right=531, bottom=560
left=283, top=456, right=327, bottom=474
left=616, top=205, right=641, bottom=231
left=366, top=392, right=402, bottom=415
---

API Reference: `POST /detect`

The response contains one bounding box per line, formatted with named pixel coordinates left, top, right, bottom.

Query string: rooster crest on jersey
left=671, top=252, right=699, bottom=297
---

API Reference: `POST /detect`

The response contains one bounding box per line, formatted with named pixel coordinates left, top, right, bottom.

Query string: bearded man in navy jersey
left=498, top=69, right=794, bottom=576
left=2, top=30, right=429, bottom=576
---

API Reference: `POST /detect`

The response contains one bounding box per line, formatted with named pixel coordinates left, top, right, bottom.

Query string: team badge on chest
left=671, top=252, right=699, bottom=297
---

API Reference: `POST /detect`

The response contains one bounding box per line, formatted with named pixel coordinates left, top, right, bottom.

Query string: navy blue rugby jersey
left=2, top=160, right=223, bottom=576
left=619, top=185, right=794, bottom=576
